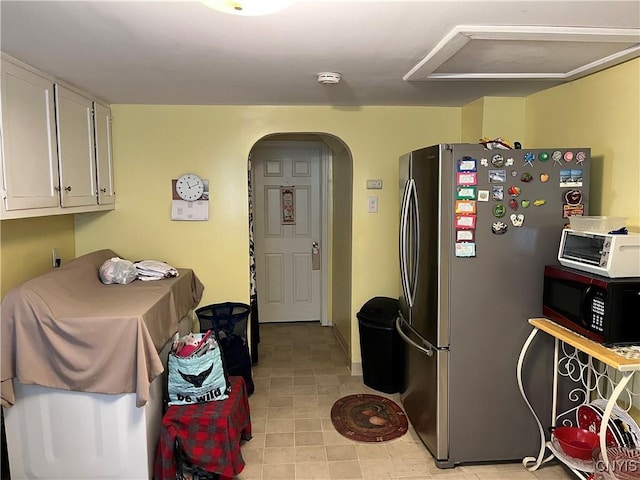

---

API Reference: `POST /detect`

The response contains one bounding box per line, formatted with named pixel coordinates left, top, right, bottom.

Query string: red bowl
left=553, top=426, right=600, bottom=460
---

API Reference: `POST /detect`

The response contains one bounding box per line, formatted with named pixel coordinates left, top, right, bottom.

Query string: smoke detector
left=317, top=72, right=341, bottom=84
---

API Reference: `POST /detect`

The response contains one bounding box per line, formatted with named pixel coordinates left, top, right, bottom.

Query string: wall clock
left=175, top=173, right=204, bottom=201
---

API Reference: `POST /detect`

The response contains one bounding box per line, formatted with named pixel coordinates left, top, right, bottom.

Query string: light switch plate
left=368, top=196, right=378, bottom=213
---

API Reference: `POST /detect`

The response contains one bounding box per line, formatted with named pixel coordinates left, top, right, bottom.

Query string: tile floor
left=233, top=322, right=574, bottom=480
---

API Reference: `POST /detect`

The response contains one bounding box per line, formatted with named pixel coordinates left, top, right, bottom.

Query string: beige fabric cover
left=1, top=249, right=204, bottom=408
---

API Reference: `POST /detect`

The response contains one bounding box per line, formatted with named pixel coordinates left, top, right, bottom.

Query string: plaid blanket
left=154, top=376, right=252, bottom=480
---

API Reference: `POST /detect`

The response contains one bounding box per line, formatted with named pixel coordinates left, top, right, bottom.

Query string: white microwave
left=558, top=229, right=640, bottom=278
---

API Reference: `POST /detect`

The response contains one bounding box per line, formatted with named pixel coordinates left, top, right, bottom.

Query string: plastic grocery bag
left=99, top=257, right=138, bottom=284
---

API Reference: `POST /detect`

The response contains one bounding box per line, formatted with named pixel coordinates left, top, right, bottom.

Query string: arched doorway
left=248, top=133, right=354, bottom=360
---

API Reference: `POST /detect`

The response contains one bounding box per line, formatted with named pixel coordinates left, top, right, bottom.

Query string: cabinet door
left=94, top=102, right=115, bottom=205
left=1, top=59, right=60, bottom=211
left=55, top=85, right=97, bottom=207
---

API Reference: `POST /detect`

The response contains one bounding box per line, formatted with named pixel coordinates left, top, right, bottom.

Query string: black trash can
left=196, top=302, right=254, bottom=395
left=357, top=297, right=404, bottom=394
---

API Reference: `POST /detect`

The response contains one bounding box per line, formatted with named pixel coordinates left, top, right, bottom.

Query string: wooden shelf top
left=529, top=318, right=640, bottom=372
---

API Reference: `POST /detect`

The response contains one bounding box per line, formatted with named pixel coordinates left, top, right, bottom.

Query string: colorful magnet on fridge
left=552, top=151, right=563, bottom=166
left=455, top=242, right=476, bottom=258
left=491, top=222, right=508, bottom=235
left=455, top=214, right=476, bottom=229
left=511, top=170, right=518, bottom=177
left=539, top=152, right=550, bottom=162
left=524, top=152, right=535, bottom=166
left=492, top=203, right=506, bottom=218
left=564, top=151, right=574, bottom=162
left=540, top=173, right=550, bottom=183
left=533, top=199, right=547, bottom=207
left=521, top=199, right=530, bottom=209
left=480, top=158, right=489, bottom=167
left=456, top=229, right=475, bottom=242
left=491, top=154, right=505, bottom=167
left=457, top=156, right=477, bottom=172
left=576, top=151, right=587, bottom=165
left=455, top=200, right=476, bottom=214
left=457, top=172, right=477, bottom=186
left=510, top=213, right=525, bottom=227
left=509, top=199, right=518, bottom=211
left=563, top=189, right=583, bottom=206
left=520, top=172, right=533, bottom=183
left=456, top=186, right=477, bottom=200
left=477, top=190, right=490, bottom=202
left=560, top=169, right=583, bottom=187
left=489, top=169, right=506, bottom=183
left=505, top=158, right=514, bottom=166
left=491, top=186, right=504, bottom=201
left=563, top=203, right=585, bottom=219
left=507, top=186, right=521, bottom=197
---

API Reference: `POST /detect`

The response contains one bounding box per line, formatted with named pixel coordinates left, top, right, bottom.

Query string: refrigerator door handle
left=399, top=179, right=413, bottom=307
left=396, top=317, right=433, bottom=357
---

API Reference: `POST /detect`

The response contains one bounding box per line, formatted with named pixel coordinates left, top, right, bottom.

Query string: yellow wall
left=74, top=105, right=462, bottom=363
left=0, top=215, right=75, bottom=297
left=461, top=97, right=526, bottom=145
left=524, top=58, right=640, bottom=230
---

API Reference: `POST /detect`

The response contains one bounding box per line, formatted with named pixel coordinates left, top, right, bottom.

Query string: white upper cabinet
left=55, top=85, right=97, bottom=208
left=94, top=102, right=115, bottom=205
left=0, top=55, right=115, bottom=219
left=1, top=58, right=60, bottom=211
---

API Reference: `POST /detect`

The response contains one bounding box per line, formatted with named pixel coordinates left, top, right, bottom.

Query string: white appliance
left=3, top=319, right=192, bottom=480
left=558, top=229, right=640, bottom=278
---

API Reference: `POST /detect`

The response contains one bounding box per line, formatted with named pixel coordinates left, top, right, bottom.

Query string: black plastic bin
left=357, top=297, right=404, bottom=394
left=196, top=302, right=254, bottom=395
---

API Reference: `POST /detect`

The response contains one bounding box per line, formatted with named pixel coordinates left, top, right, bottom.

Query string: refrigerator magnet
left=524, top=152, right=535, bottom=166
left=489, top=169, right=506, bottom=183
left=457, top=172, right=477, bottom=186
left=491, top=222, right=508, bottom=235
left=456, top=229, right=475, bottom=242
left=576, top=151, right=587, bottom=165
left=455, top=242, right=476, bottom=258
left=480, top=158, right=489, bottom=167
left=477, top=190, right=490, bottom=202
left=492, top=203, right=506, bottom=218
left=491, top=154, right=505, bottom=167
left=455, top=214, right=476, bottom=229
left=559, top=169, right=583, bottom=187
left=455, top=200, right=476, bottom=214
left=563, top=203, right=585, bottom=218
left=552, top=151, right=563, bottom=166
left=491, top=186, right=504, bottom=201
left=457, top=156, right=477, bottom=172
left=510, top=213, right=525, bottom=227
left=456, top=186, right=476, bottom=200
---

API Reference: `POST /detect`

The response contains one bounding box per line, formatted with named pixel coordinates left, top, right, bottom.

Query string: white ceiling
left=1, top=0, right=639, bottom=107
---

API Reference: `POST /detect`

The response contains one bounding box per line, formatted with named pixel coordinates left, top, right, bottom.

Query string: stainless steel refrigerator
left=397, top=143, right=590, bottom=468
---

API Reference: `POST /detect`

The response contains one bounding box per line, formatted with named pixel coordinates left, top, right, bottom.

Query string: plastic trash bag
left=99, top=257, right=138, bottom=285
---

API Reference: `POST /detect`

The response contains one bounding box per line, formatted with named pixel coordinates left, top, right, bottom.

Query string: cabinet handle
left=100, top=188, right=107, bottom=193
left=64, top=186, right=72, bottom=192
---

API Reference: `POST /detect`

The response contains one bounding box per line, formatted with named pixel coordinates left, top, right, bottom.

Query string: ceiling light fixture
left=317, top=72, right=341, bottom=84
left=201, top=0, right=296, bottom=16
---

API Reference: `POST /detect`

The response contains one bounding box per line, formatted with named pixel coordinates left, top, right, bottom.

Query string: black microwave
left=543, top=264, right=640, bottom=346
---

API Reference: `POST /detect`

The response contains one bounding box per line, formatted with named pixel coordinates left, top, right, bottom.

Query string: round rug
left=330, top=393, right=408, bottom=442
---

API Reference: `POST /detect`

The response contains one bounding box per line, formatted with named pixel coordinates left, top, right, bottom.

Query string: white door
left=253, top=142, right=323, bottom=323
